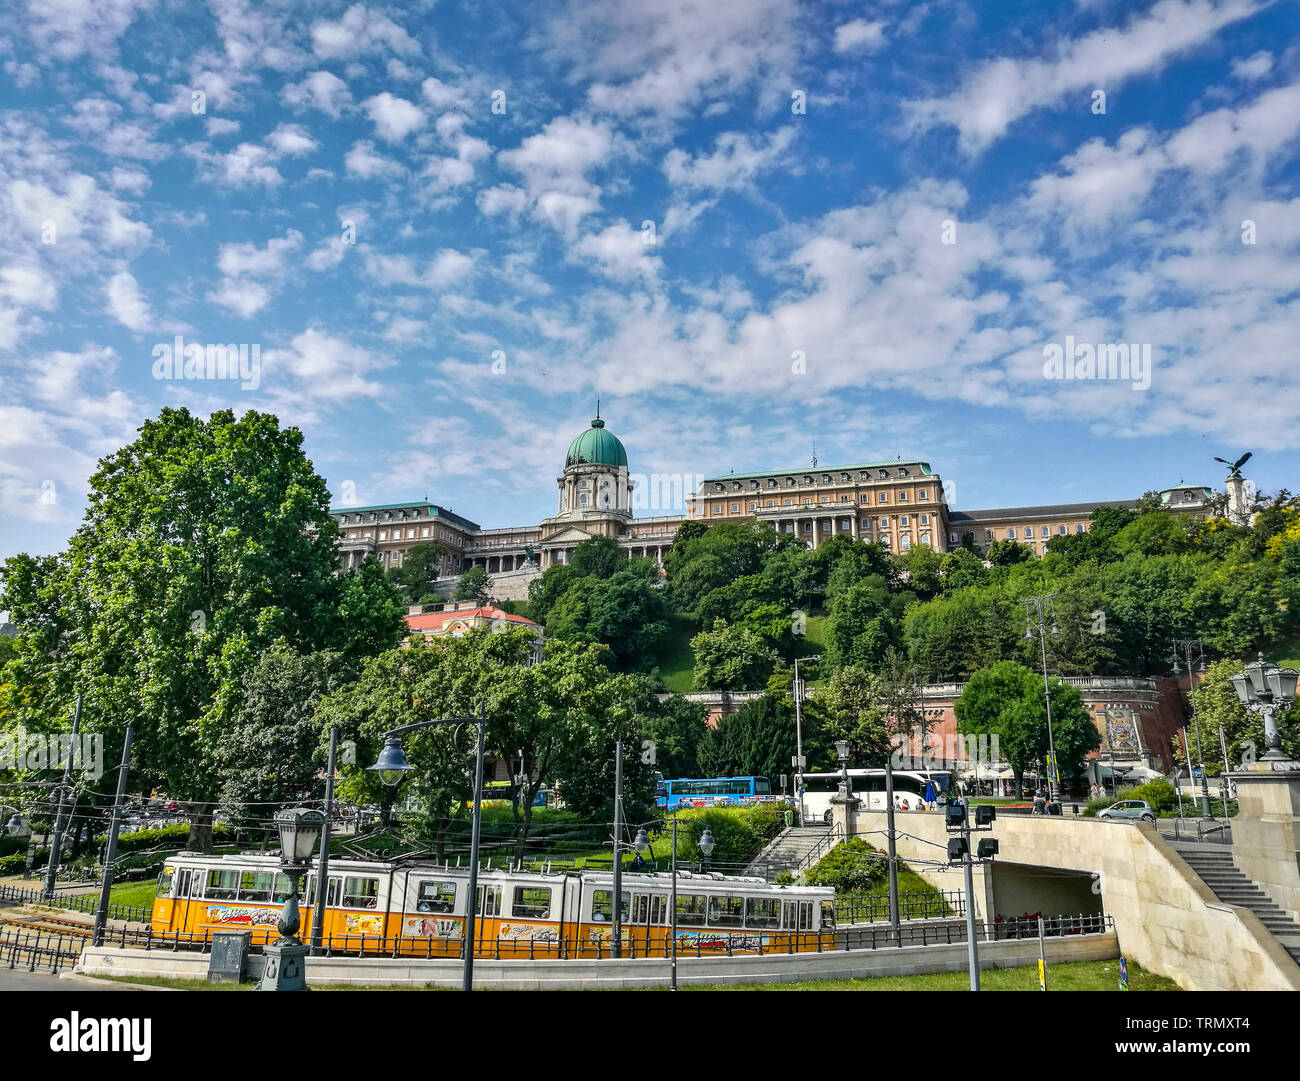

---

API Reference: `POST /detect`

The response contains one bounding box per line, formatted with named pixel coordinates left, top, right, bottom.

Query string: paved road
left=0, top=969, right=131, bottom=991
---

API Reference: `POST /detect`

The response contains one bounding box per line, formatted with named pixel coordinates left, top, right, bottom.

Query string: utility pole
left=43, top=692, right=82, bottom=902
left=93, top=725, right=132, bottom=947
left=612, top=739, right=624, bottom=959
left=885, top=756, right=901, bottom=947
left=962, top=813, right=980, bottom=991
left=1024, top=597, right=1060, bottom=803
left=670, top=815, right=679, bottom=991
left=311, top=726, right=338, bottom=955
left=792, top=655, right=818, bottom=822
left=1172, top=638, right=1211, bottom=817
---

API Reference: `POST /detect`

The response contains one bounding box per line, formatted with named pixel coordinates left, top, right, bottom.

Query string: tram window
left=477, top=886, right=501, bottom=916
left=205, top=869, right=239, bottom=900
left=238, top=871, right=273, bottom=902
left=746, top=898, right=781, bottom=929
left=514, top=886, right=552, bottom=919
left=342, top=876, right=379, bottom=909
left=631, top=895, right=648, bottom=924
left=184, top=869, right=201, bottom=898
left=799, top=902, right=812, bottom=930
left=675, top=893, right=706, bottom=926
left=821, top=901, right=836, bottom=930
left=417, top=881, right=456, bottom=913
left=708, top=895, right=744, bottom=927
left=273, top=874, right=294, bottom=903
left=591, top=890, right=630, bottom=922
left=651, top=896, right=667, bottom=925
left=157, top=866, right=175, bottom=898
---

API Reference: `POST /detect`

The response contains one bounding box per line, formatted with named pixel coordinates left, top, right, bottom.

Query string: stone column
left=1230, top=763, right=1300, bottom=923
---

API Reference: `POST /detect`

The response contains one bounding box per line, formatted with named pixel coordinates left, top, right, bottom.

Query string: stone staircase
left=746, top=826, right=834, bottom=881
left=1174, top=844, right=1300, bottom=965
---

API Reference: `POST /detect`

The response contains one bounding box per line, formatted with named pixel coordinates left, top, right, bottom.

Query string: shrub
left=667, top=805, right=785, bottom=867
left=774, top=871, right=796, bottom=886
left=1127, top=779, right=1178, bottom=814
left=100, top=822, right=236, bottom=853
left=804, top=838, right=888, bottom=893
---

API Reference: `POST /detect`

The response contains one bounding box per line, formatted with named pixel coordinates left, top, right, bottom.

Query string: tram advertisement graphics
left=500, top=923, right=560, bottom=943
left=205, top=905, right=278, bottom=927
left=403, top=916, right=464, bottom=939
left=345, top=913, right=384, bottom=935
left=674, top=930, right=772, bottom=951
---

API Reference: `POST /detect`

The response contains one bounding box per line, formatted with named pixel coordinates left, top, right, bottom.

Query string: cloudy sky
left=2, top=0, right=1298, bottom=557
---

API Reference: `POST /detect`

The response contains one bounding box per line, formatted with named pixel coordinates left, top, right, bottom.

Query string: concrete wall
left=76, top=932, right=1118, bottom=989
left=1231, top=767, right=1300, bottom=923
left=836, top=804, right=1300, bottom=991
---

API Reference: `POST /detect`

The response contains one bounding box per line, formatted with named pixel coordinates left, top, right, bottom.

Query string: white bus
left=799, top=769, right=953, bottom=825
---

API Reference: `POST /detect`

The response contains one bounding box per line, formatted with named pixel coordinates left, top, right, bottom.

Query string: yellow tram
left=152, top=852, right=837, bottom=957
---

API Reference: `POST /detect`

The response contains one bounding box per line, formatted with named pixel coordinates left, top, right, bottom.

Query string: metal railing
left=792, top=822, right=843, bottom=874
left=0, top=883, right=150, bottom=924
left=91, top=911, right=1114, bottom=964
left=1167, top=817, right=1233, bottom=845
left=0, top=927, right=83, bottom=973
left=836, top=888, right=964, bottom=924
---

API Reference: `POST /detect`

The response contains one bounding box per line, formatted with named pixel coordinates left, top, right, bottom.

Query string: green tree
left=385, top=542, right=446, bottom=603
left=697, top=693, right=795, bottom=782
left=641, top=693, right=709, bottom=779
left=809, top=666, right=890, bottom=764
left=824, top=576, right=905, bottom=671
left=895, top=544, right=944, bottom=601
left=569, top=535, right=628, bottom=579
left=526, top=563, right=580, bottom=626
left=986, top=539, right=1034, bottom=566
left=690, top=620, right=778, bottom=691
left=939, top=547, right=988, bottom=592
left=664, top=521, right=781, bottom=614
left=213, top=645, right=358, bottom=817
left=0, top=407, right=405, bottom=851
left=455, top=566, right=492, bottom=604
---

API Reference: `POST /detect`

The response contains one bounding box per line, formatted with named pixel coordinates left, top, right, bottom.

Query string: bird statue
left=1213, top=451, right=1252, bottom=478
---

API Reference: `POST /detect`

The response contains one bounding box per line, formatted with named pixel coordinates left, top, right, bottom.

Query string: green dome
left=566, top=416, right=628, bottom=469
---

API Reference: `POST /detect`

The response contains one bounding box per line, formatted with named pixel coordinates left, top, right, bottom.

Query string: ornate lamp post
left=258, top=806, right=325, bottom=991
left=698, top=827, right=715, bottom=873
left=367, top=708, right=486, bottom=992
left=1230, top=654, right=1300, bottom=762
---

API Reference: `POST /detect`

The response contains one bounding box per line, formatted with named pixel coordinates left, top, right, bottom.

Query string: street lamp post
left=367, top=706, right=487, bottom=991
left=1024, top=596, right=1061, bottom=803
left=257, top=806, right=325, bottom=991
left=1230, top=653, right=1300, bottom=762
left=1172, top=639, right=1212, bottom=817
left=792, top=655, right=820, bottom=823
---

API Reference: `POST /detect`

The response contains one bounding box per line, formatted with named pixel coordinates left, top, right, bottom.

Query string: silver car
left=1098, top=799, right=1155, bottom=823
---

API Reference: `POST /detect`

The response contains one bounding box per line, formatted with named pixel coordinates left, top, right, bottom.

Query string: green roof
left=702, top=460, right=934, bottom=483
left=566, top=417, right=628, bottom=469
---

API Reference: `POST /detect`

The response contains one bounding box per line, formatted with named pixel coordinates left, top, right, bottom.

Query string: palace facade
left=329, top=411, right=1216, bottom=588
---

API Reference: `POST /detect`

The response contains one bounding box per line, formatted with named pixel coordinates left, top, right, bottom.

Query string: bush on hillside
left=804, top=838, right=887, bottom=893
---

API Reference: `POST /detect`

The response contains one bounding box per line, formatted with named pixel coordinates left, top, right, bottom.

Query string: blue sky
left=1, top=0, right=1299, bottom=557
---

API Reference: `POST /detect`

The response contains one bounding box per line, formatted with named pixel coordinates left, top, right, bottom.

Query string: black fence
left=0, top=883, right=151, bottom=924
left=0, top=927, right=84, bottom=973
left=836, top=889, right=965, bottom=924
left=91, top=911, right=1114, bottom=964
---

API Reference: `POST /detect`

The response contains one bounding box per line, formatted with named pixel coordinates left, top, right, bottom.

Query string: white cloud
left=311, top=4, right=420, bottom=59
left=0, top=264, right=58, bottom=310
left=185, top=141, right=283, bottom=188
left=105, top=270, right=152, bottom=331
left=363, top=92, right=425, bottom=141
left=833, top=19, right=887, bottom=54
left=22, top=0, right=153, bottom=62
left=544, top=0, right=804, bottom=119
left=207, top=118, right=241, bottom=137
left=421, top=76, right=468, bottom=110
left=265, top=327, right=394, bottom=401
left=663, top=127, right=797, bottom=190
left=345, top=139, right=404, bottom=178
left=217, top=230, right=303, bottom=278
left=268, top=123, right=320, bottom=156
left=908, top=0, right=1268, bottom=153
left=1231, top=50, right=1273, bottom=80
left=572, top=223, right=661, bottom=281
left=281, top=70, right=353, bottom=116
left=425, top=249, right=475, bottom=289
left=497, top=115, right=619, bottom=233
left=207, top=278, right=271, bottom=317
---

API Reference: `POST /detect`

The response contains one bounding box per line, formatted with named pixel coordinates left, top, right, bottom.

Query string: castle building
left=328, top=411, right=1218, bottom=593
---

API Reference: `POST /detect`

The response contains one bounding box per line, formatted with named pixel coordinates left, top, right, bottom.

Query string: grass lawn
left=89, top=958, right=1176, bottom=992
left=109, top=879, right=158, bottom=908
left=691, top=959, right=1179, bottom=991
left=653, top=613, right=699, bottom=693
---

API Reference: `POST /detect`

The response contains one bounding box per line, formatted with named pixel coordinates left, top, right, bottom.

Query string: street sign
left=1118, top=957, right=1128, bottom=991
left=791, top=755, right=806, bottom=769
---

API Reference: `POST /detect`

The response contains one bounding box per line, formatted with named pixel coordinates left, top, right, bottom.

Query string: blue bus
left=656, top=776, right=773, bottom=809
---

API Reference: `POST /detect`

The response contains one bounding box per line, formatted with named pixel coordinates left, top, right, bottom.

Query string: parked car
left=1098, top=799, right=1156, bottom=823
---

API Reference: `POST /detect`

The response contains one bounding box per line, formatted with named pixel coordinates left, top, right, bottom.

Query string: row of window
left=338, top=508, right=430, bottom=524
left=712, top=467, right=916, bottom=492
left=714, top=489, right=929, bottom=515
